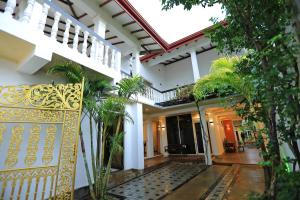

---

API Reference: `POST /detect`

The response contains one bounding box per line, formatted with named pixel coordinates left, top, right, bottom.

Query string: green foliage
left=175, top=84, right=194, bottom=100
left=48, top=63, right=145, bottom=200
left=162, top=0, right=300, bottom=199
left=193, top=56, right=248, bottom=101
left=117, top=75, right=146, bottom=98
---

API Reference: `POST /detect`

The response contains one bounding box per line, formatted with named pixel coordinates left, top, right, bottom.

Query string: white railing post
left=104, top=45, right=109, bottom=66
left=97, top=41, right=104, bottom=63
left=116, top=51, right=121, bottom=70
left=82, top=31, right=89, bottom=55
left=90, top=36, right=96, bottom=60
left=4, top=0, right=16, bottom=17
left=73, top=25, right=80, bottom=51
left=111, top=49, right=116, bottom=68
left=63, top=19, right=71, bottom=46
left=38, top=3, right=50, bottom=32
left=51, top=11, right=61, bottom=40
left=21, top=0, right=36, bottom=23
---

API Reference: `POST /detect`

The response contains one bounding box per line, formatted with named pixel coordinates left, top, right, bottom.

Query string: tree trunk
left=80, top=129, right=96, bottom=200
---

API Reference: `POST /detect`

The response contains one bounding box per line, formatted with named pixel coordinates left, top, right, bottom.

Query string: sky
left=128, top=0, right=225, bottom=43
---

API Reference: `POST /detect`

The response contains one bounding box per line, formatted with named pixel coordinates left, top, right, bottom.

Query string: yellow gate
left=0, top=82, right=84, bottom=200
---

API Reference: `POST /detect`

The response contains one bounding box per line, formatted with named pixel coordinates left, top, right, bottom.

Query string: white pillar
left=124, top=103, right=144, bottom=169
left=159, top=117, right=168, bottom=156
left=146, top=120, right=154, bottom=158
left=200, top=108, right=212, bottom=165
left=133, top=51, right=141, bottom=75
left=190, top=50, right=200, bottom=81
left=93, top=16, right=106, bottom=38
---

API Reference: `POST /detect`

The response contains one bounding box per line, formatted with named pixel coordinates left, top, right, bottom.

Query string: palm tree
left=48, top=63, right=145, bottom=199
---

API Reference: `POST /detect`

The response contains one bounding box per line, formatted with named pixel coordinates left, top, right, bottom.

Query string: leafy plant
left=48, top=62, right=145, bottom=199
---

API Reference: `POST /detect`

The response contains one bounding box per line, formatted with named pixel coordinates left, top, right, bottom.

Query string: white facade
left=0, top=0, right=261, bottom=193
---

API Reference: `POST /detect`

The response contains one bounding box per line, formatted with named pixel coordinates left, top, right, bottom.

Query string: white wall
left=197, top=49, right=221, bottom=77
left=142, top=49, right=221, bottom=91
left=164, top=58, right=194, bottom=90
left=121, top=55, right=165, bottom=91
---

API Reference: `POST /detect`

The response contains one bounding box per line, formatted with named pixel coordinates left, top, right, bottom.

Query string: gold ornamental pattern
left=0, top=108, right=64, bottom=123
left=0, top=124, right=5, bottom=145
left=55, top=111, right=81, bottom=200
left=25, top=125, right=41, bottom=167
left=43, top=124, right=57, bottom=165
left=0, top=83, right=82, bottom=110
left=0, top=82, right=84, bottom=200
left=5, top=125, right=24, bottom=168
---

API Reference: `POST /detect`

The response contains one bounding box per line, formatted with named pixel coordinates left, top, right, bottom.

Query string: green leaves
left=117, top=75, right=146, bottom=99
left=47, top=62, right=84, bottom=83
left=193, top=56, right=244, bottom=101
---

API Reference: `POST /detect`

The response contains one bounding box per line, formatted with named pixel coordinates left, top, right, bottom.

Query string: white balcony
left=0, top=0, right=121, bottom=80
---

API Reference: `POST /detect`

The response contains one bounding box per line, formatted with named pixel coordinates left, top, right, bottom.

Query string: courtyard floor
left=75, top=148, right=265, bottom=200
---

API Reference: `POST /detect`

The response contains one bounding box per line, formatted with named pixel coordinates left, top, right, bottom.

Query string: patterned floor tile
left=108, top=162, right=206, bottom=200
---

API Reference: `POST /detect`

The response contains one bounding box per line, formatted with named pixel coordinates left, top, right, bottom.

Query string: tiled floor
left=108, top=162, right=206, bottom=200
left=213, top=146, right=262, bottom=165
left=224, top=165, right=265, bottom=200
left=144, top=155, right=170, bottom=169
left=163, top=165, right=229, bottom=200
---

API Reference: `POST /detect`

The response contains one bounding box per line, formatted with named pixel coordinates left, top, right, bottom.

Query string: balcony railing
left=1, top=0, right=121, bottom=72
left=120, top=71, right=193, bottom=105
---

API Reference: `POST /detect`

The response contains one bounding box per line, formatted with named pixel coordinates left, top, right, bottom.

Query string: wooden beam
left=142, top=42, right=157, bottom=46
left=112, top=41, right=125, bottom=45
left=105, top=36, right=118, bottom=40
left=122, top=21, right=136, bottom=27
left=112, top=10, right=126, bottom=18
left=141, top=45, right=151, bottom=54
left=88, top=24, right=94, bottom=28
left=99, top=0, right=113, bottom=7
left=131, top=29, right=143, bottom=33
left=162, top=46, right=216, bottom=66
left=78, top=13, right=87, bottom=19
left=138, top=35, right=151, bottom=40
left=67, top=0, right=78, bottom=19
left=140, top=49, right=162, bottom=55
left=57, top=0, right=71, bottom=5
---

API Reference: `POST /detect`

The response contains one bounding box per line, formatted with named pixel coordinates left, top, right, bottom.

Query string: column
left=146, top=120, right=154, bottom=158
left=124, top=103, right=144, bottom=169
left=93, top=16, right=106, bottom=38
left=199, top=108, right=212, bottom=165
left=133, top=51, right=141, bottom=75
left=190, top=50, right=200, bottom=81
left=93, top=16, right=106, bottom=64
left=159, top=117, right=168, bottom=156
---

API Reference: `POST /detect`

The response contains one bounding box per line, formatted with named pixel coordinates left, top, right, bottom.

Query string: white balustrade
left=2, top=0, right=121, bottom=76
left=51, top=11, right=61, bottom=39
left=111, top=49, right=116, bottom=68
left=4, top=0, right=16, bottom=16
left=97, top=41, right=105, bottom=63
left=104, top=46, right=109, bottom=66
left=90, top=36, right=96, bottom=59
left=82, top=31, right=89, bottom=55
left=21, top=0, right=35, bottom=23
left=38, top=3, right=50, bottom=32
left=73, top=25, right=81, bottom=50
left=62, top=19, right=71, bottom=45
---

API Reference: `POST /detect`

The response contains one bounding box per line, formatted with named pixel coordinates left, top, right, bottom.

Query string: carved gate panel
left=0, top=82, right=84, bottom=200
